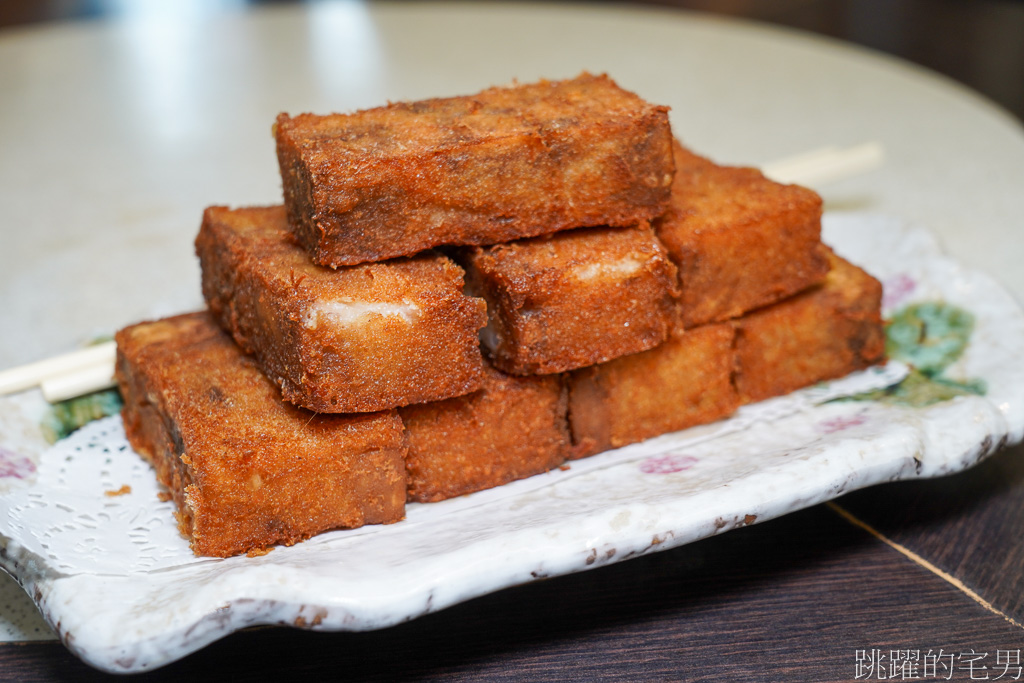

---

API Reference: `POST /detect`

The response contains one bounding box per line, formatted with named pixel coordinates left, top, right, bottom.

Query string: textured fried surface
left=197, top=205, right=487, bottom=413
left=567, top=322, right=738, bottom=458
left=461, top=223, right=678, bottom=375
left=734, top=250, right=885, bottom=403
left=115, top=312, right=407, bottom=558
left=276, top=73, right=674, bottom=267
left=400, top=364, right=568, bottom=503
left=656, top=141, right=829, bottom=327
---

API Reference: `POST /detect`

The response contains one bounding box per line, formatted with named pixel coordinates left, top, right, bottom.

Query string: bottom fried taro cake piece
left=567, top=322, right=738, bottom=458
left=656, top=141, right=830, bottom=327
left=399, top=364, right=569, bottom=502
left=460, top=223, right=678, bottom=375
left=733, top=250, right=885, bottom=404
left=197, top=206, right=488, bottom=413
left=115, top=312, right=407, bottom=558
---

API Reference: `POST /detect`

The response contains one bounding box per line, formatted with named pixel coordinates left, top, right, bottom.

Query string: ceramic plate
left=0, top=214, right=1022, bottom=673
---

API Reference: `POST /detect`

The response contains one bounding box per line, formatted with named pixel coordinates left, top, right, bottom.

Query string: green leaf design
left=840, top=300, right=985, bottom=408
left=885, top=302, right=974, bottom=376
left=840, top=367, right=985, bottom=408
left=41, top=388, right=123, bottom=444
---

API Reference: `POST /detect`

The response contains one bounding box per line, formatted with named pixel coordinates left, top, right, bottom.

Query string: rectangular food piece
left=567, top=322, right=738, bottom=458
left=399, top=364, right=569, bottom=503
left=196, top=205, right=487, bottom=413
left=461, top=223, right=679, bottom=375
left=115, top=312, right=407, bottom=558
left=655, top=141, right=829, bottom=327
left=733, top=250, right=885, bottom=403
left=276, top=73, right=675, bottom=267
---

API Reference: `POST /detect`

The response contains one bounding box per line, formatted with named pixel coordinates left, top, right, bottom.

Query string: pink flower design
left=0, top=447, right=36, bottom=479
left=883, top=273, right=917, bottom=310
left=820, top=413, right=868, bottom=434
left=640, top=453, right=698, bottom=474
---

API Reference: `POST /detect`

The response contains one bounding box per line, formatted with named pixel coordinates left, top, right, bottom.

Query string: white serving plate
left=1, top=214, right=1023, bottom=673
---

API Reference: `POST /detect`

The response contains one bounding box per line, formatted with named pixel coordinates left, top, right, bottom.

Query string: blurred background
left=1, top=0, right=1022, bottom=123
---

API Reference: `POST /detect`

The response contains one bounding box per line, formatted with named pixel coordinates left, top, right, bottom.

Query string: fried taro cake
left=461, top=223, right=679, bottom=375
left=733, top=250, right=885, bottom=404
left=115, top=312, right=407, bottom=558
left=399, top=364, right=569, bottom=503
left=196, top=205, right=488, bottom=413
left=567, top=322, right=738, bottom=459
left=275, top=73, right=675, bottom=267
left=655, top=141, right=830, bottom=327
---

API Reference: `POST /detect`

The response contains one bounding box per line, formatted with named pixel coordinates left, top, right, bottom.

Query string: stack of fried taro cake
left=115, top=73, right=884, bottom=558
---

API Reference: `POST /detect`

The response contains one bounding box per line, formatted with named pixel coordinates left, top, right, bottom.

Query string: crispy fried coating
left=655, top=141, right=829, bottom=327
left=276, top=73, right=675, bottom=267
left=567, top=322, right=738, bottom=458
left=461, top=223, right=679, bottom=375
left=115, top=312, right=407, bottom=558
left=399, top=364, right=569, bottom=503
left=196, top=206, right=487, bottom=413
left=733, top=250, right=885, bottom=403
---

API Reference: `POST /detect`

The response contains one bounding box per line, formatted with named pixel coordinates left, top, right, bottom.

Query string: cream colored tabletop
left=1, top=0, right=1023, bottom=650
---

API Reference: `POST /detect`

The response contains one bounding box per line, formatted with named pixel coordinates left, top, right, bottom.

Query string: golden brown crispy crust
left=115, top=312, right=407, bottom=558
left=276, top=73, right=675, bottom=267
left=655, top=141, right=829, bottom=327
left=461, top=223, right=679, bottom=375
left=399, top=364, right=569, bottom=503
left=196, top=205, right=487, bottom=413
left=733, top=250, right=885, bottom=403
left=567, top=322, right=738, bottom=458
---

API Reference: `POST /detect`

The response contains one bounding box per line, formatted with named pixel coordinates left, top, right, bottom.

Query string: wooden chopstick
left=0, top=341, right=116, bottom=397
left=761, top=142, right=884, bottom=186
left=40, top=361, right=117, bottom=403
left=0, top=142, right=886, bottom=404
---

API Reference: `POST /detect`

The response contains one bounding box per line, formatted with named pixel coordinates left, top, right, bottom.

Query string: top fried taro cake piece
left=197, top=205, right=487, bottom=413
left=655, top=142, right=830, bottom=327
left=115, top=312, right=407, bottom=558
left=275, top=73, right=675, bottom=267
left=461, top=223, right=679, bottom=375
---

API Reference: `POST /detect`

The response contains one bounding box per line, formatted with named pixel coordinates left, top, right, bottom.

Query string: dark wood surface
left=842, top=440, right=1024, bottom=629
left=2, top=1, right=1024, bottom=680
